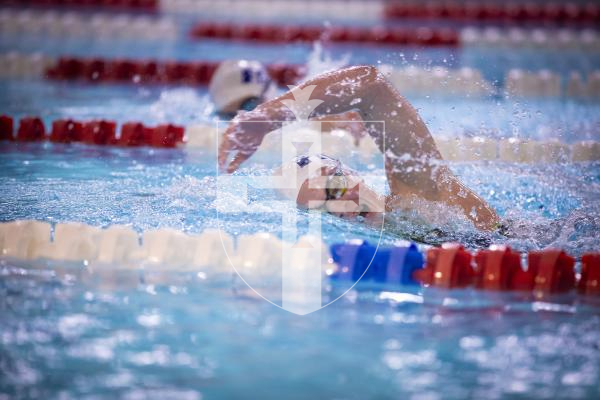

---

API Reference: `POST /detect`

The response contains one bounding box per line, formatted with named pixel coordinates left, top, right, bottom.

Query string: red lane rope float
left=16, top=117, right=46, bottom=142
left=0, top=0, right=157, bottom=11
left=412, top=244, right=583, bottom=297
left=579, top=253, right=600, bottom=296
left=475, top=245, right=521, bottom=291
left=412, top=243, right=476, bottom=288
left=384, top=1, right=600, bottom=24
left=45, top=57, right=306, bottom=86
left=0, top=115, right=185, bottom=148
left=529, top=249, right=576, bottom=297
left=0, top=115, right=14, bottom=141
left=189, top=22, right=459, bottom=47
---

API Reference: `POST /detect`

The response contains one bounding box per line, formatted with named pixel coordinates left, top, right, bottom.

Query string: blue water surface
left=1, top=5, right=600, bottom=400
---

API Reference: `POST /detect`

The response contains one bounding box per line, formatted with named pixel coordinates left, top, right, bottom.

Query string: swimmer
left=209, top=60, right=367, bottom=143
left=218, top=65, right=500, bottom=231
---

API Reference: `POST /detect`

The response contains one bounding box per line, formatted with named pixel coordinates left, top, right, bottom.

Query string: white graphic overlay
left=217, top=85, right=385, bottom=315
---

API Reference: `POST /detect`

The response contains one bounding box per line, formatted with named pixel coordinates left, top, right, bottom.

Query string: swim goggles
left=325, top=165, right=348, bottom=201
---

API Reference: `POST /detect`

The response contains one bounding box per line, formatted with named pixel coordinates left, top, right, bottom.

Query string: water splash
left=149, top=88, right=214, bottom=124
left=304, top=41, right=351, bottom=82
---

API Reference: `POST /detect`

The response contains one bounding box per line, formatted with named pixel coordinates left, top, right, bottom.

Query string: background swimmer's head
left=274, top=154, right=384, bottom=224
left=209, top=60, right=273, bottom=117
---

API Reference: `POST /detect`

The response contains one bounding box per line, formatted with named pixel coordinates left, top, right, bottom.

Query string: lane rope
left=0, top=9, right=177, bottom=41
left=0, top=0, right=157, bottom=11
left=161, top=0, right=599, bottom=25
left=2, top=8, right=597, bottom=52
left=1, top=115, right=599, bottom=163
left=461, top=27, right=600, bottom=51
left=0, top=220, right=598, bottom=297
left=385, top=1, right=599, bottom=24
left=190, top=22, right=459, bottom=46
left=4, top=53, right=600, bottom=100
left=161, top=0, right=383, bottom=20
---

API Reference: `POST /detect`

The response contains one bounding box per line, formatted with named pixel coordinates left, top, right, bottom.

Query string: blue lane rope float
left=330, top=241, right=424, bottom=285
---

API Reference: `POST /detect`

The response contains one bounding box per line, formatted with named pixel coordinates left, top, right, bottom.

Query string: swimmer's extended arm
left=310, top=111, right=366, bottom=144
left=219, top=66, right=499, bottom=230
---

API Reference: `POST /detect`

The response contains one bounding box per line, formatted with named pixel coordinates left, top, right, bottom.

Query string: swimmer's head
left=274, top=154, right=385, bottom=224
left=209, top=60, right=273, bottom=116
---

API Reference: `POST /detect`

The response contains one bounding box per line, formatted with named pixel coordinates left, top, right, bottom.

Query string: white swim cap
left=209, top=60, right=272, bottom=114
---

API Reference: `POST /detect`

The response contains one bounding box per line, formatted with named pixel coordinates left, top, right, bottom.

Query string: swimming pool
left=1, top=2, right=599, bottom=399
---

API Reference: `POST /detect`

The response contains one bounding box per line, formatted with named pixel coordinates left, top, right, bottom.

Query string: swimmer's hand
left=218, top=111, right=275, bottom=173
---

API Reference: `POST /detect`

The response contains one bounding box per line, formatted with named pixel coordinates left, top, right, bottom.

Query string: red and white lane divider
left=0, top=9, right=177, bottom=41
left=505, top=69, right=600, bottom=99
left=0, top=0, right=157, bottom=11
left=1, top=53, right=290, bottom=87
left=385, top=1, right=600, bottom=24
left=42, top=56, right=305, bottom=87
left=0, top=53, right=493, bottom=97
left=189, top=22, right=600, bottom=52
left=44, top=57, right=222, bottom=85
left=190, top=22, right=459, bottom=47
left=2, top=8, right=598, bottom=50
left=461, top=27, right=600, bottom=51
left=160, top=0, right=599, bottom=25
left=1, top=220, right=598, bottom=298
left=0, top=53, right=305, bottom=87
left=2, top=115, right=599, bottom=164
left=5, top=52, right=599, bottom=101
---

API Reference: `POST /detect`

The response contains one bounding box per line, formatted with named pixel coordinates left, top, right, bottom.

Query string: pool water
left=2, top=262, right=600, bottom=399
left=1, top=6, right=600, bottom=400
